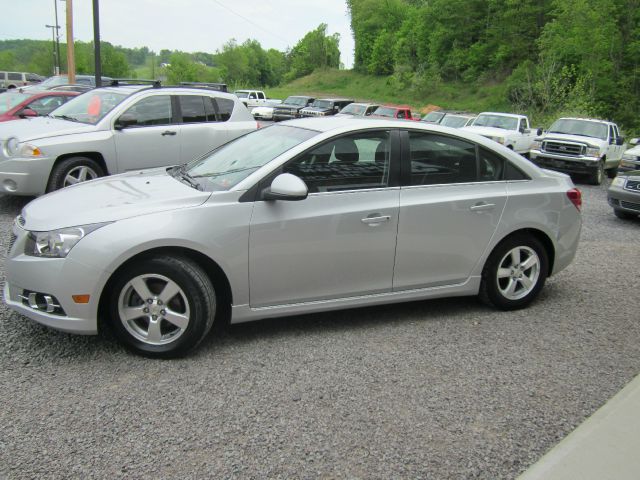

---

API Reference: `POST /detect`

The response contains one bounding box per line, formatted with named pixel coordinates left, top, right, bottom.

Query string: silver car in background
left=0, top=83, right=257, bottom=195
left=4, top=117, right=582, bottom=357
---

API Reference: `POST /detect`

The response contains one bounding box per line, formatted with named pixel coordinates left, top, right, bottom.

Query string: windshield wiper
left=172, top=164, right=202, bottom=190
left=53, top=114, right=80, bottom=123
left=192, top=166, right=259, bottom=178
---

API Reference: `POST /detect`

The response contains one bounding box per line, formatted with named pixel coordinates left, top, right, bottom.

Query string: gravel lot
left=0, top=180, right=639, bottom=479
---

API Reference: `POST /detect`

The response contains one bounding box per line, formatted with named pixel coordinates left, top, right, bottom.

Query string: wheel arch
left=490, top=228, right=555, bottom=277
left=53, top=152, right=109, bottom=176
left=98, top=246, right=233, bottom=332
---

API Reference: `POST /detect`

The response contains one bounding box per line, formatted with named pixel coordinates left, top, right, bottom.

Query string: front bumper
left=530, top=150, right=600, bottom=174
left=0, top=155, right=55, bottom=195
left=3, top=225, right=104, bottom=334
left=272, top=110, right=300, bottom=121
left=608, top=186, right=640, bottom=215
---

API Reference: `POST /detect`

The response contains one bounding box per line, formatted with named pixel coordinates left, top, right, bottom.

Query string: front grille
left=624, top=180, right=640, bottom=192
left=620, top=200, right=640, bottom=211
left=7, top=232, right=17, bottom=254
left=542, top=141, right=585, bottom=156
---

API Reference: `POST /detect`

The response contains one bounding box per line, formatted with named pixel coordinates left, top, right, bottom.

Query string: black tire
left=588, top=160, right=605, bottom=185
left=613, top=209, right=636, bottom=220
left=109, top=256, right=216, bottom=358
left=46, top=156, right=105, bottom=192
left=606, top=166, right=618, bottom=179
left=479, top=234, right=549, bottom=310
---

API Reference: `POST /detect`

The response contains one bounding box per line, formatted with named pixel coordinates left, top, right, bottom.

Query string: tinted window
left=179, top=95, right=207, bottom=123
left=204, top=97, right=217, bottom=122
left=215, top=98, right=234, bottom=121
left=408, top=132, right=477, bottom=185
left=8, top=73, right=22, bottom=81
left=121, top=95, right=172, bottom=126
left=284, top=131, right=391, bottom=193
left=478, top=148, right=505, bottom=181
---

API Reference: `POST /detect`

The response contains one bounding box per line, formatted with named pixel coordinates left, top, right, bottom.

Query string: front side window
left=119, top=95, right=172, bottom=126
left=51, top=90, right=128, bottom=124
left=408, top=132, right=477, bottom=185
left=284, top=131, right=391, bottom=193
left=179, top=95, right=207, bottom=123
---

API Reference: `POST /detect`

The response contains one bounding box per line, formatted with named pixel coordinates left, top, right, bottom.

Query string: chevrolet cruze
left=4, top=117, right=582, bottom=357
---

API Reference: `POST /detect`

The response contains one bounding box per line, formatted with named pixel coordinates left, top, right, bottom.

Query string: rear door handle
left=361, top=215, right=391, bottom=225
left=161, top=130, right=177, bottom=136
left=469, top=202, right=496, bottom=212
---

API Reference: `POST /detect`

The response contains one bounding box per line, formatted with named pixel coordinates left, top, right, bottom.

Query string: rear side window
left=179, top=95, right=207, bottom=123
left=215, top=98, right=235, bottom=121
left=8, top=72, right=22, bottom=81
left=121, top=95, right=173, bottom=126
left=408, top=132, right=477, bottom=185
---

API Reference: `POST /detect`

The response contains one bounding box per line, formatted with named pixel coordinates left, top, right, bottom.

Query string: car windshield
left=548, top=119, right=608, bottom=140
left=339, top=104, right=365, bottom=115
left=423, top=111, right=445, bottom=123
left=49, top=90, right=128, bottom=124
left=472, top=114, right=518, bottom=130
left=234, top=91, right=249, bottom=98
left=185, top=125, right=318, bottom=192
left=311, top=100, right=332, bottom=109
left=440, top=115, right=470, bottom=128
left=0, top=92, right=31, bottom=114
left=373, top=107, right=397, bottom=117
left=284, top=97, right=309, bottom=106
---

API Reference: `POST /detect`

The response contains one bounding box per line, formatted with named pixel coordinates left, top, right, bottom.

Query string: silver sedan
left=4, top=117, right=582, bottom=357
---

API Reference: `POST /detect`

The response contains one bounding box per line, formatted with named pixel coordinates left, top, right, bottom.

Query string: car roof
left=91, top=85, right=239, bottom=101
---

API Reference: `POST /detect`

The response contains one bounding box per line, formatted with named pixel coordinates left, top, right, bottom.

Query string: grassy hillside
left=265, top=69, right=512, bottom=115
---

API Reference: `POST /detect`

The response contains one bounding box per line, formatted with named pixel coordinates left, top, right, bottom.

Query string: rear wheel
left=47, top=156, right=105, bottom=192
left=109, top=256, right=216, bottom=358
left=479, top=234, right=549, bottom=310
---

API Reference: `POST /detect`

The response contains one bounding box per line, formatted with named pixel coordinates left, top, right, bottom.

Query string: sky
left=0, top=0, right=355, bottom=68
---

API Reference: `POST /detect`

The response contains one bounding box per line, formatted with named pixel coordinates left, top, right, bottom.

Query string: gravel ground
left=0, top=180, right=639, bottom=479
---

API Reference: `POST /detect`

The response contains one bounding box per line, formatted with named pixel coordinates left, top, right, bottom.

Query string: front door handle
left=469, top=202, right=496, bottom=212
left=161, top=130, right=177, bottom=136
left=361, top=215, right=391, bottom=226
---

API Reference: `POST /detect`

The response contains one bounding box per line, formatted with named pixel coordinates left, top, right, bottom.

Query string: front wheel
left=47, top=156, right=105, bottom=192
left=109, top=256, right=216, bottom=358
left=479, top=234, right=549, bottom=310
left=588, top=160, right=604, bottom=185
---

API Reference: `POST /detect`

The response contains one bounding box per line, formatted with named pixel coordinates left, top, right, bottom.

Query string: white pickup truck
left=529, top=117, right=625, bottom=185
left=233, top=90, right=281, bottom=109
left=463, top=112, right=541, bottom=155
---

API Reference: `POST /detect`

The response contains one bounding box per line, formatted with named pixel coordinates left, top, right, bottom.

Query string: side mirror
left=616, top=136, right=625, bottom=146
left=19, top=108, right=38, bottom=118
left=536, top=128, right=543, bottom=136
left=114, top=113, right=137, bottom=130
left=262, top=173, right=308, bottom=201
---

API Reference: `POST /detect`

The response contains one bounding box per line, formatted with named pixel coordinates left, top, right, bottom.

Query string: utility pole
left=65, top=0, right=75, bottom=83
left=53, top=0, right=61, bottom=75
left=45, top=24, right=60, bottom=75
left=92, top=0, right=101, bottom=87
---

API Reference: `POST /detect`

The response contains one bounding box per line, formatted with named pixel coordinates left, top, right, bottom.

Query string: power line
left=209, top=0, right=291, bottom=47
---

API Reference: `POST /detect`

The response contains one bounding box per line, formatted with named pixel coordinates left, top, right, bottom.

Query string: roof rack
left=110, top=79, right=161, bottom=88
left=178, top=82, right=228, bottom=92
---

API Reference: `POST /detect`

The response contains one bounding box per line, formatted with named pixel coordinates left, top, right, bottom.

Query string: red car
left=0, top=90, right=79, bottom=122
left=371, top=105, right=421, bottom=121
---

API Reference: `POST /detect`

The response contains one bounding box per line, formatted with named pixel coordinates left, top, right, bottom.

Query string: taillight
left=567, top=188, right=582, bottom=211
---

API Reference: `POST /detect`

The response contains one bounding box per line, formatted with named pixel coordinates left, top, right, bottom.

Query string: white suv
left=0, top=82, right=257, bottom=195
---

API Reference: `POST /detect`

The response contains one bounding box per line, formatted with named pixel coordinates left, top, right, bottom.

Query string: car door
left=248, top=130, right=400, bottom=307
left=112, top=94, right=181, bottom=172
left=177, top=94, right=230, bottom=162
left=393, top=131, right=508, bottom=290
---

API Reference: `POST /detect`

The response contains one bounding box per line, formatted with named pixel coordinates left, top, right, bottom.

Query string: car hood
left=276, top=104, right=301, bottom=110
left=20, top=169, right=211, bottom=231
left=623, top=145, right=640, bottom=156
left=616, top=169, right=640, bottom=179
left=462, top=126, right=513, bottom=138
left=541, top=133, right=605, bottom=148
left=303, top=107, right=330, bottom=113
left=0, top=116, right=97, bottom=142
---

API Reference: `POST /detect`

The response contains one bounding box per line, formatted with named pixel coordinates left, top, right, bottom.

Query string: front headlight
left=531, top=139, right=542, bottom=150
left=586, top=146, right=601, bottom=157
left=491, top=136, right=505, bottom=145
left=611, top=176, right=626, bottom=187
left=3, top=137, right=20, bottom=157
left=25, top=223, right=109, bottom=258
